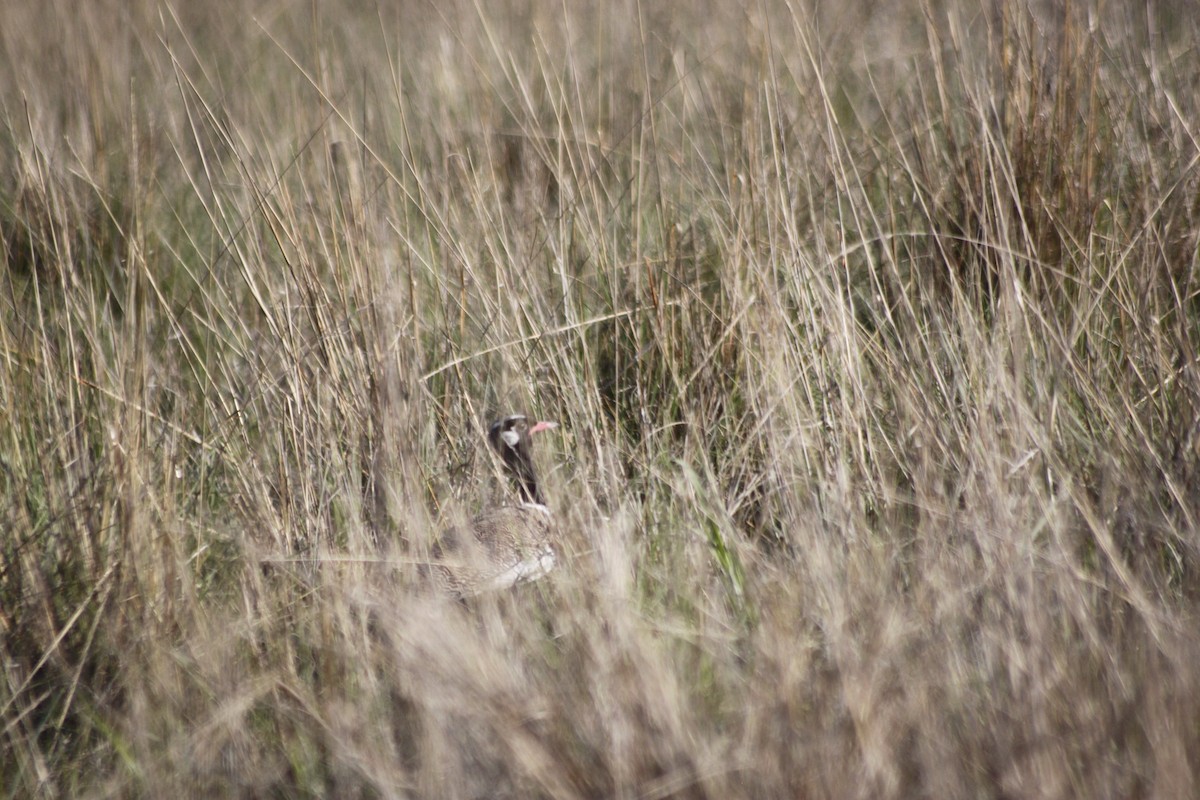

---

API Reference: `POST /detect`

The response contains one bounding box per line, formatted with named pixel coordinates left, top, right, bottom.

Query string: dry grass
left=3, top=0, right=1200, bottom=797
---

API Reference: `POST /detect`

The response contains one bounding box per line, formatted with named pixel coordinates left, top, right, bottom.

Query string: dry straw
left=2, top=0, right=1198, bottom=797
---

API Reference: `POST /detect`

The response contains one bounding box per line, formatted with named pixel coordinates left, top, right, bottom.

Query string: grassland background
left=2, top=0, right=1200, bottom=797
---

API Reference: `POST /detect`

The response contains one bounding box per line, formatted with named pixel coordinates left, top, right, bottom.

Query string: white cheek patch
left=501, top=430, right=520, bottom=448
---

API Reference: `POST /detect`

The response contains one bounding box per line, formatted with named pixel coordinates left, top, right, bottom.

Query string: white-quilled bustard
left=429, top=413, right=558, bottom=596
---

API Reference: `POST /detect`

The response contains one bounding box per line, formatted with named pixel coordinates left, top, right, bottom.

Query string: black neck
left=502, top=441, right=545, bottom=505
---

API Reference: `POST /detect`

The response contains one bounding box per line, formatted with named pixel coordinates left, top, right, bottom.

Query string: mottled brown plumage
left=428, top=414, right=557, bottom=596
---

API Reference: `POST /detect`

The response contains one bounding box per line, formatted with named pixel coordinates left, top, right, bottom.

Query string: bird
left=427, top=413, right=559, bottom=596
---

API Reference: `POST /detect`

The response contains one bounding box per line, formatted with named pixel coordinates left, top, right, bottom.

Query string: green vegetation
left=3, top=1, right=1199, bottom=796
